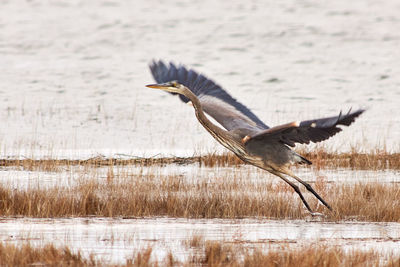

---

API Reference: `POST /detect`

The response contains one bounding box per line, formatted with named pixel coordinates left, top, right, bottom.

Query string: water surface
left=1, top=164, right=399, bottom=190
left=0, top=0, right=399, bottom=159
left=1, top=217, right=399, bottom=264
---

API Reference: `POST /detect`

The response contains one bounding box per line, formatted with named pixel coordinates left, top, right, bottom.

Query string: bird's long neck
left=181, top=88, right=228, bottom=141
left=180, top=87, right=245, bottom=155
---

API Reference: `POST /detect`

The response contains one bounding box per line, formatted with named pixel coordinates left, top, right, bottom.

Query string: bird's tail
left=293, top=152, right=312, bottom=165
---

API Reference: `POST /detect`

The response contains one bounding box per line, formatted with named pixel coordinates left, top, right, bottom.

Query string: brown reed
left=0, top=174, right=400, bottom=221
left=0, top=243, right=95, bottom=266
left=189, top=241, right=400, bottom=267
left=1, top=147, right=399, bottom=171
left=1, top=241, right=398, bottom=267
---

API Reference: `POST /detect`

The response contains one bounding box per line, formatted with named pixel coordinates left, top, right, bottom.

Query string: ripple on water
left=0, top=217, right=399, bottom=264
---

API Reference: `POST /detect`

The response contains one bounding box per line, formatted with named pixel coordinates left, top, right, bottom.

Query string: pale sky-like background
left=1, top=0, right=399, bottom=158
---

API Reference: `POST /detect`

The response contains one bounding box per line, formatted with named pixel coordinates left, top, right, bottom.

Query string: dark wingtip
left=148, top=60, right=270, bottom=129
left=339, top=108, right=365, bottom=126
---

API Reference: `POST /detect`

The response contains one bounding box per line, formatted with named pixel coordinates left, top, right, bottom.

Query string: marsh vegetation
left=0, top=148, right=399, bottom=219
left=1, top=147, right=399, bottom=171
left=1, top=240, right=399, bottom=266
left=1, top=147, right=399, bottom=265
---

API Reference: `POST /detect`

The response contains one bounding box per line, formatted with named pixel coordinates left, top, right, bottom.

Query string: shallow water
left=0, top=217, right=399, bottom=264
left=0, top=0, right=399, bottom=159
left=1, top=164, right=399, bottom=190
left=1, top=1, right=399, bottom=264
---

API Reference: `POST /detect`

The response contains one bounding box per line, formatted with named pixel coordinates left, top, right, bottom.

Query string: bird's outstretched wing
left=149, top=60, right=269, bottom=131
left=244, top=109, right=365, bottom=147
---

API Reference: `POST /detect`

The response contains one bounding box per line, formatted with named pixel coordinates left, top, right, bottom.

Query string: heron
left=146, top=60, right=365, bottom=214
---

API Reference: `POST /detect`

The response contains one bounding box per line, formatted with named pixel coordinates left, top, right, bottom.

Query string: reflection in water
left=0, top=217, right=399, bottom=263
left=0, top=164, right=399, bottom=190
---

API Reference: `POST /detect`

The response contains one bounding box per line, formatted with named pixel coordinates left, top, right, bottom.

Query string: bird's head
left=146, top=80, right=185, bottom=94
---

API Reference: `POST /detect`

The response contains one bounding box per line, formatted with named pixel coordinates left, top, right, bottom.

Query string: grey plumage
left=246, top=109, right=365, bottom=148
left=150, top=60, right=269, bottom=131
left=147, top=60, right=365, bottom=214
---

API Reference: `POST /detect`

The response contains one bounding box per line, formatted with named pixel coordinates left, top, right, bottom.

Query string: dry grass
left=188, top=241, right=400, bottom=267
left=297, top=147, right=400, bottom=170
left=0, top=243, right=95, bottom=266
left=1, top=147, right=399, bottom=171
left=0, top=147, right=398, bottom=221
left=1, top=172, right=400, bottom=221
left=1, top=241, right=398, bottom=267
left=329, top=183, right=400, bottom=221
left=0, top=178, right=300, bottom=218
left=183, top=234, right=205, bottom=249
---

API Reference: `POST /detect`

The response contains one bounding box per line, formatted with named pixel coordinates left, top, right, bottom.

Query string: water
left=0, top=0, right=399, bottom=159
left=1, top=1, right=399, bottom=264
left=1, top=164, right=399, bottom=190
left=0, top=163, right=398, bottom=263
left=1, top=217, right=399, bottom=264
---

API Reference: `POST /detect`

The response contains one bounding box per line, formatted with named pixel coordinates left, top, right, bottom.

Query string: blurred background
left=1, top=0, right=399, bottom=158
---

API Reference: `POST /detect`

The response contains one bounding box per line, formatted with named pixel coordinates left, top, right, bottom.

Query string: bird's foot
left=305, top=211, right=326, bottom=221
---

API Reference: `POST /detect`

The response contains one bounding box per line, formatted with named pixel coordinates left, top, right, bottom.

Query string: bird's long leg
left=270, top=170, right=313, bottom=213
left=282, top=170, right=332, bottom=211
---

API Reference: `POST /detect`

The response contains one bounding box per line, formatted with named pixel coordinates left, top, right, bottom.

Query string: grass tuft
left=0, top=243, right=95, bottom=266
left=1, top=177, right=400, bottom=221
left=1, top=241, right=398, bottom=266
left=1, top=147, right=399, bottom=170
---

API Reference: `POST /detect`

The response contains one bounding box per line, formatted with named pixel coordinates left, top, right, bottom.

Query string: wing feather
left=244, top=109, right=365, bottom=147
left=149, top=60, right=269, bottom=131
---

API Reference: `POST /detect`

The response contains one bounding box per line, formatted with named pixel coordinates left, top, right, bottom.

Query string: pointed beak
left=146, top=84, right=165, bottom=89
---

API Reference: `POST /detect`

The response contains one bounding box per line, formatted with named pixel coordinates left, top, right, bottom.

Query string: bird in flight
left=146, top=60, right=364, bottom=214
